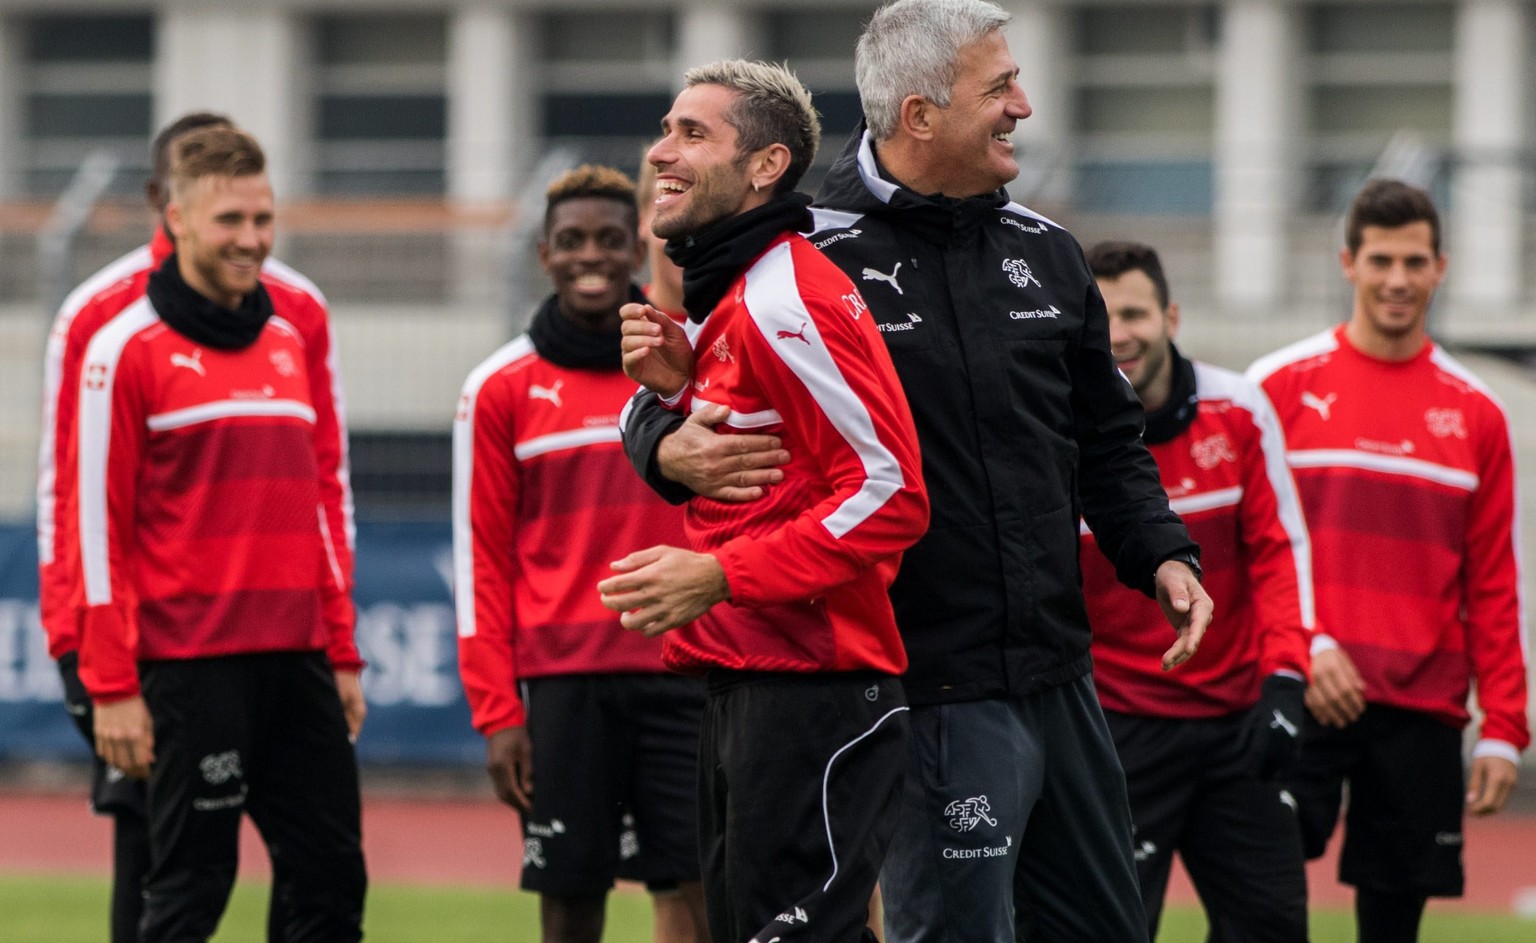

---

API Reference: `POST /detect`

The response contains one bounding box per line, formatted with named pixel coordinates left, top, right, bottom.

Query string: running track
left=2, top=790, right=1533, bottom=916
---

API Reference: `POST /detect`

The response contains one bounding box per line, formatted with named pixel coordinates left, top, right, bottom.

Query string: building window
left=313, top=14, right=448, bottom=195
left=539, top=9, right=674, bottom=159
left=21, top=14, right=155, bottom=196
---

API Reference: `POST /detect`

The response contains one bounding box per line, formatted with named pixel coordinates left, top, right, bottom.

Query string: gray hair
left=683, top=59, right=822, bottom=194
left=856, top=0, right=1011, bottom=141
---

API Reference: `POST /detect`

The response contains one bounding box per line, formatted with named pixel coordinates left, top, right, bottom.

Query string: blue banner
left=0, top=521, right=482, bottom=766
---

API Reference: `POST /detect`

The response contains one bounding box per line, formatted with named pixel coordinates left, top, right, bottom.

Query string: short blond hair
left=167, top=126, right=266, bottom=204
left=683, top=59, right=821, bottom=194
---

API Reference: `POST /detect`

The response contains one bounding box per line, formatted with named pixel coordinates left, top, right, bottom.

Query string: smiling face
left=646, top=83, right=763, bottom=241
left=923, top=30, right=1032, bottom=198
left=539, top=196, right=643, bottom=328
left=1342, top=221, right=1446, bottom=351
left=167, top=172, right=273, bottom=309
left=1100, top=268, right=1179, bottom=411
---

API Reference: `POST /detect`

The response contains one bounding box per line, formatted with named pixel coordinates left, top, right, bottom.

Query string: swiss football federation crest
left=945, top=795, right=998, bottom=832
left=1002, top=258, right=1041, bottom=289
left=1424, top=407, right=1467, bottom=439
left=711, top=336, right=735, bottom=363
left=1190, top=433, right=1237, bottom=469
left=199, top=750, right=243, bottom=785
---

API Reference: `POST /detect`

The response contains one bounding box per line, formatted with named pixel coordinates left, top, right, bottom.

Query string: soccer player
left=622, top=4, right=1211, bottom=941
left=1248, top=178, right=1529, bottom=943
left=69, top=125, right=366, bottom=942
left=35, top=111, right=354, bottom=943
left=453, top=165, right=708, bottom=943
left=600, top=59, right=928, bottom=943
left=1083, top=240, right=1312, bottom=941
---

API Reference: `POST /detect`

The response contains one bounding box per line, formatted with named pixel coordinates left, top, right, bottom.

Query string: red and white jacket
left=1085, top=360, right=1313, bottom=718
left=453, top=339, right=687, bottom=736
left=639, top=232, right=928, bottom=675
left=71, top=292, right=340, bottom=702
left=37, top=228, right=357, bottom=671
left=1249, top=325, right=1529, bottom=761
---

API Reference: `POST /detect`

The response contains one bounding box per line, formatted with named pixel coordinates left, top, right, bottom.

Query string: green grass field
left=2, top=875, right=1532, bottom=942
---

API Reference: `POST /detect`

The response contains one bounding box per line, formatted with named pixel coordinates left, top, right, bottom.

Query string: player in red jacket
left=35, top=111, right=354, bottom=943
left=1249, top=179, right=1529, bottom=943
left=1081, top=241, right=1313, bottom=942
left=601, top=60, right=928, bottom=943
left=67, top=125, right=365, bottom=943
left=454, top=165, right=708, bottom=943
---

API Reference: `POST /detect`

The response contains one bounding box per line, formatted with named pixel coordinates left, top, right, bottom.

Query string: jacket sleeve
left=36, top=299, right=96, bottom=659
left=715, top=276, right=928, bottom=606
left=1237, top=385, right=1314, bottom=680
left=297, top=294, right=362, bottom=672
left=1463, top=402, right=1529, bottom=757
left=620, top=388, right=694, bottom=505
left=1072, top=267, right=1197, bottom=596
left=74, top=339, right=148, bottom=703
left=452, top=373, right=526, bottom=735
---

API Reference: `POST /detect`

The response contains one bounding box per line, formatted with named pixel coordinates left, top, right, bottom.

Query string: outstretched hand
left=1155, top=559, right=1213, bottom=670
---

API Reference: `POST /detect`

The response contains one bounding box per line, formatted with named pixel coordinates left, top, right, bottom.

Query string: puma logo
left=1269, top=709, right=1299, bottom=738
left=861, top=262, right=903, bottom=295
left=776, top=322, right=810, bottom=345
left=1301, top=391, right=1337, bottom=420
left=529, top=380, right=564, bottom=407
left=170, top=349, right=205, bottom=376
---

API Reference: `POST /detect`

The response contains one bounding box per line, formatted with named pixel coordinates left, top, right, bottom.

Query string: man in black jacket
left=622, top=2, right=1210, bottom=940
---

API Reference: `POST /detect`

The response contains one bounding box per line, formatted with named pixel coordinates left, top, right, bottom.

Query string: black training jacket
left=624, top=128, right=1196, bottom=706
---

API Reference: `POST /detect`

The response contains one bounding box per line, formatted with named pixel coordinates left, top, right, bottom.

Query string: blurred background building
left=0, top=0, right=1532, bottom=761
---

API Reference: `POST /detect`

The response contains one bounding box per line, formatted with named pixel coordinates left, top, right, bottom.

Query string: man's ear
left=898, top=94, right=936, bottom=141
left=165, top=201, right=186, bottom=241
left=749, top=142, right=793, bottom=193
left=1164, top=301, right=1181, bottom=340
left=536, top=238, right=551, bottom=273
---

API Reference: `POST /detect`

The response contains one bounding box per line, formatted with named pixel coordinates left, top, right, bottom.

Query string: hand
left=486, top=726, right=534, bottom=812
left=1304, top=645, right=1365, bottom=728
left=1246, top=674, right=1306, bottom=780
left=597, top=545, right=730, bottom=636
left=620, top=302, right=694, bottom=398
left=1466, top=755, right=1518, bottom=816
left=657, top=404, right=789, bottom=501
left=93, top=695, right=155, bottom=780
left=334, top=670, right=367, bottom=741
left=1154, top=560, right=1213, bottom=670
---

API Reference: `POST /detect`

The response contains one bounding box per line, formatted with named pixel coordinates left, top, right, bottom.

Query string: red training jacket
left=647, top=232, right=928, bottom=675
left=71, top=295, right=338, bottom=701
left=1249, top=325, right=1529, bottom=760
left=453, top=338, right=687, bottom=735
left=1085, top=361, right=1314, bottom=718
left=36, top=229, right=358, bottom=671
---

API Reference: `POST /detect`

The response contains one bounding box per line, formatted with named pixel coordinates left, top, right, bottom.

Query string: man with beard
left=454, top=165, right=708, bottom=943
left=36, top=111, right=355, bottom=943
left=66, top=126, right=366, bottom=943
left=1082, top=240, right=1313, bottom=942
left=600, top=59, right=928, bottom=943
left=1249, top=179, right=1528, bottom=943
left=620, top=3, right=1211, bottom=941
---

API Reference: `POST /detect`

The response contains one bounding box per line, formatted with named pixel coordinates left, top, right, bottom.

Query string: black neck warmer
left=146, top=254, right=273, bottom=350
left=664, top=192, right=814, bottom=323
left=1142, top=342, right=1200, bottom=445
left=526, top=285, right=646, bottom=370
